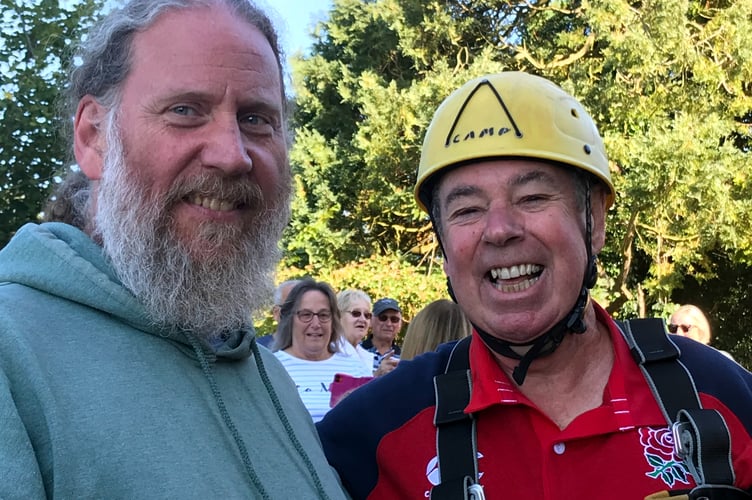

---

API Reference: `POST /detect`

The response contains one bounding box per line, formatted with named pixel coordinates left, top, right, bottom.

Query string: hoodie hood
left=0, top=222, right=254, bottom=360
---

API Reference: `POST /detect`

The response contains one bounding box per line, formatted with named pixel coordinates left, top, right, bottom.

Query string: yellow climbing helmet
left=414, top=71, right=615, bottom=212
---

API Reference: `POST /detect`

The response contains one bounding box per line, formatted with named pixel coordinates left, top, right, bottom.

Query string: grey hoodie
left=0, top=223, right=347, bottom=500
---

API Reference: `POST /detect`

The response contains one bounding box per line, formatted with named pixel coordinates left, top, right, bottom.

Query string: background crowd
left=258, top=278, right=471, bottom=421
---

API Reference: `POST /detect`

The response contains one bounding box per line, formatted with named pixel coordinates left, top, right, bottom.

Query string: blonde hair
left=670, top=304, right=712, bottom=345
left=401, top=299, right=472, bottom=360
left=337, top=289, right=372, bottom=313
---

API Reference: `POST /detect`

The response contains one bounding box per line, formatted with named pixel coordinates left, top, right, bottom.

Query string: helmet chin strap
left=443, top=179, right=598, bottom=386
left=472, top=262, right=594, bottom=385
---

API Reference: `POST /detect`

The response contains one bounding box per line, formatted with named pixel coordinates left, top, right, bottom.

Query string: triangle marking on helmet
left=443, top=79, right=523, bottom=148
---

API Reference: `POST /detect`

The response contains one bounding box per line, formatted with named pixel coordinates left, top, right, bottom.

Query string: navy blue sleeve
left=317, top=345, right=452, bottom=500
left=672, top=335, right=752, bottom=434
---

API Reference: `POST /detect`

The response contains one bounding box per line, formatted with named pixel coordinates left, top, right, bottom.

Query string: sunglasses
left=668, top=323, right=692, bottom=334
left=377, top=314, right=401, bottom=324
left=346, top=310, right=372, bottom=320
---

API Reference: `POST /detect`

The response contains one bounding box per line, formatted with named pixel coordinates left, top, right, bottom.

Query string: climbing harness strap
left=430, top=320, right=747, bottom=498
left=617, top=318, right=742, bottom=497
left=431, top=337, right=484, bottom=500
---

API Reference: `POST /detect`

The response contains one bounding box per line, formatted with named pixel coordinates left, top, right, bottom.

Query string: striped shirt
left=274, top=350, right=373, bottom=422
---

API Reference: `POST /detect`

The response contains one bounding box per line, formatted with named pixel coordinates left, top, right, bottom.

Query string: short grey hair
left=274, top=279, right=302, bottom=306
left=336, top=289, right=372, bottom=313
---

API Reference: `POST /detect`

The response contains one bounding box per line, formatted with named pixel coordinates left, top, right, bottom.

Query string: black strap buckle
left=674, top=409, right=735, bottom=486
left=429, top=476, right=485, bottom=500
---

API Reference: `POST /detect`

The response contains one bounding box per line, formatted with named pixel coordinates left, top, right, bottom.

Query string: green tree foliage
left=674, top=254, right=752, bottom=366
left=583, top=0, right=752, bottom=317
left=5, top=0, right=750, bottom=360
left=0, top=0, right=98, bottom=248
left=286, top=0, right=751, bottom=351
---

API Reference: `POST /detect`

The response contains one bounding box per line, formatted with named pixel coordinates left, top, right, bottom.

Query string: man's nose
left=200, top=116, right=252, bottom=175
left=481, top=203, right=523, bottom=246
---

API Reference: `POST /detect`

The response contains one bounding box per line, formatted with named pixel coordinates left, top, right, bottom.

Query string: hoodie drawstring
left=184, top=331, right=331, bottom=500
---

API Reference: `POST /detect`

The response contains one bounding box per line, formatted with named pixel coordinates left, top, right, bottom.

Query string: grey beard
left=93, top=122, right=291, bottom=339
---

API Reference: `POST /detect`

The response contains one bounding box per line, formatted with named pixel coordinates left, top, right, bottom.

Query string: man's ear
left=74, top=95, right=108, bottom=180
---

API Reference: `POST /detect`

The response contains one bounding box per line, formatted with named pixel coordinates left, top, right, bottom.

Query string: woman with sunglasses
left=669, top=304, right=734, bottom=360
left=668, top=304, right=711, bottom=344
left=274, top=279, right=373, bottom=422
left=336, top=289, right=377, bottom=373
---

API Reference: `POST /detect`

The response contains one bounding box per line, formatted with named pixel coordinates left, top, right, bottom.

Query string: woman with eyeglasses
left=336, top=289, right=377, bottom=373
left=273, top=279, right=373, bottom=422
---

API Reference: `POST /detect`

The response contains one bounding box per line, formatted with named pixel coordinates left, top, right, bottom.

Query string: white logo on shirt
left=424, top=453, right=485, bottom=496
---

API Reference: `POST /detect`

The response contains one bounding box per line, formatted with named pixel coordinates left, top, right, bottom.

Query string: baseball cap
left=373, top=298, right=401, bottom=316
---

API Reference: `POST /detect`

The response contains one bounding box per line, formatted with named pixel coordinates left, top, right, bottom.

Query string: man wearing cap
left=317, top=72, right=752, bottom=499
left=361, top=298, right=402, bottom=373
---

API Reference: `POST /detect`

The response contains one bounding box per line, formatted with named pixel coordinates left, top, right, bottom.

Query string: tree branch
left=514, top=32, right=595, bottom=70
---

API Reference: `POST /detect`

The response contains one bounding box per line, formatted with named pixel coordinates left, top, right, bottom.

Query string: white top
left=339, top=340, right=376, bottom=374
left=274, top=350, right=373, bottom=422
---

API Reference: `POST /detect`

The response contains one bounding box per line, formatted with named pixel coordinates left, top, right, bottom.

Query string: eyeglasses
left=668, top=324, right=692, bottom=334
left=296, top=310, right=332, bottom=323
left=377, top=314, right=401, bottom=324
left=346, top=310, right=372, bottom=320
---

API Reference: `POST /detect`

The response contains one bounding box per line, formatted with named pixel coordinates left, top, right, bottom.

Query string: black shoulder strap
left=431, top=337, right=485, bottom=500
left=617, top=319, right=744, bottom=496
left=431, top=321, right=743, bottom=499
left=617, top=318, right=700, bottom=421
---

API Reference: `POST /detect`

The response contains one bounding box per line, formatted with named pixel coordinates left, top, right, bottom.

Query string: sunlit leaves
left=0, top=0, right=98, bottom=247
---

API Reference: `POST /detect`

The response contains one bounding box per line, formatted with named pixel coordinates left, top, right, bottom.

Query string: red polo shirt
left=364, top=305, right=752, bottom=499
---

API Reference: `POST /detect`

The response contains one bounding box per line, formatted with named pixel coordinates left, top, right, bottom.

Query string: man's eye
left=170, top=105, right=197, bottom=116
left=242, top=114, right=272, bottom=126
left=451, top=207, right=480, bottom=218
left=520, top=194, right=549, bottom=204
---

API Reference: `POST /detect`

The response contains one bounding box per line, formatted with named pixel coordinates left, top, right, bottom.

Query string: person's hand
left=374, top=352, right=399, bottom=376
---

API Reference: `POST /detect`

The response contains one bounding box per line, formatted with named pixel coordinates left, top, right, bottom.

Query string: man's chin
left=175, top=228, right=248, bottom=260
left=182, top=241, right=240, bottom=261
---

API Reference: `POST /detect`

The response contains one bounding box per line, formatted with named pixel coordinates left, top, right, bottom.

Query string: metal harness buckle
left=468, top=483, right=485, bottom=500
left=672, top=420, right=692, bottom=460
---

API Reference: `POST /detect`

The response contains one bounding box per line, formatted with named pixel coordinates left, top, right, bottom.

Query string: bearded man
left=0, top=0, right=348, bottom=498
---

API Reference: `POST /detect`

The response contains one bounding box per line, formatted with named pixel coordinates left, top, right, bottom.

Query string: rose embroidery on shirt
left=639, top=427, right=693, bottom=487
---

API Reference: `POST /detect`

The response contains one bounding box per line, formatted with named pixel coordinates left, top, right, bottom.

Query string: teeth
left=492, top=276, right=540, bottom=293
left=190, top=195, right=235, bottom=212
left=490, top=264, right=541, bottom=281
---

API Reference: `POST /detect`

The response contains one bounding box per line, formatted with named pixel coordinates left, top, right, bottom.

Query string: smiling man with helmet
left=317, top=72, right=752, bottom=499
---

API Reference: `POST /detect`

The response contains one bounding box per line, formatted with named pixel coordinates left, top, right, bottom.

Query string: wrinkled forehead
left=437, top=159, right=575, bottom=202
left=128, top=5, right=283, bottom=96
